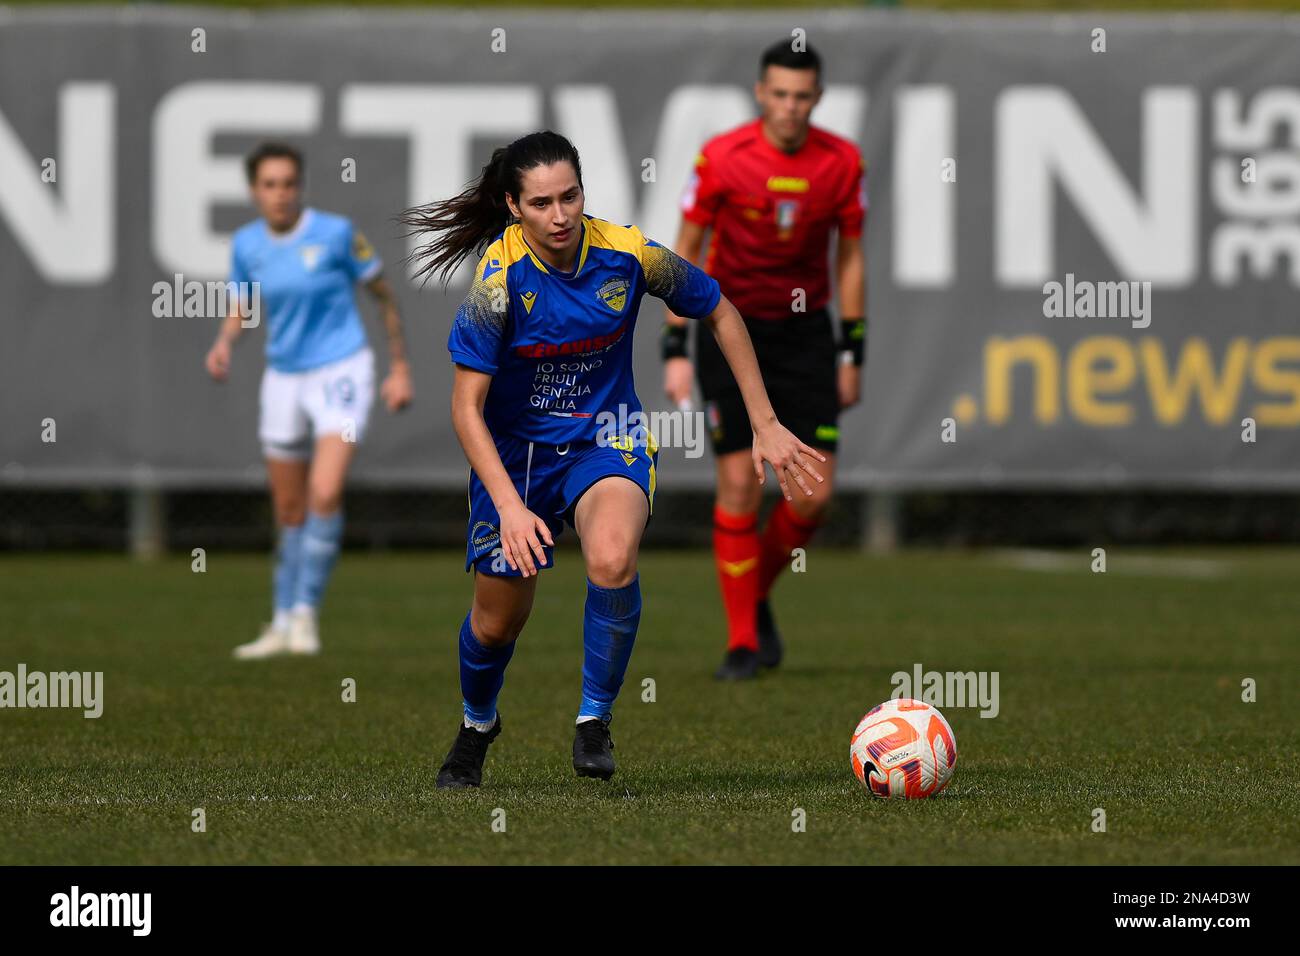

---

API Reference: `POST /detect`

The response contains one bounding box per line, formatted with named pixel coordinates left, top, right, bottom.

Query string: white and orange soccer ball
left=850, top=698, right=957, bottom=799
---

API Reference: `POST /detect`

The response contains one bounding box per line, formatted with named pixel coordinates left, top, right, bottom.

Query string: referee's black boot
left=436, top=714, right=501, bottom=789
left=756, top=599, right=784, bottom=669
left=573, top=717, right=616, bottom=780
left=714, top=647, right=759, bottom=680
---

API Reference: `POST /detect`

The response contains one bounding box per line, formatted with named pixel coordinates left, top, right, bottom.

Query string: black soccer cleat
left=756, top=599, right=784, bottom=669
left=435, top=714, right=502, bottom=790
left=713, top=647, right=759, bottom=681
left=573, top=718, right=616, bottom=780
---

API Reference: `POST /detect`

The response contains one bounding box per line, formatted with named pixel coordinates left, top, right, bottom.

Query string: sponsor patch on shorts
left=470, top=520, right=500, bottom=555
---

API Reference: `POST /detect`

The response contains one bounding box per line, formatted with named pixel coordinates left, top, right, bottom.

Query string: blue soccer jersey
left=447, top=215, right=721, bottom=445
left=229, top=207, right=383, bottom=373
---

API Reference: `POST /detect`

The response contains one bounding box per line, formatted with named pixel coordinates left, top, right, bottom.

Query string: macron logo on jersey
left=482, top=257, right=502, bottom=280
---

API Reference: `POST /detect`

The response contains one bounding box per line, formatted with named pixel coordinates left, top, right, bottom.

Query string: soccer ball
left=850, top=698, right=957, bottom=799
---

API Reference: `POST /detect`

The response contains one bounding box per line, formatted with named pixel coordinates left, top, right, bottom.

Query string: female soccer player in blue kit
left=206, top=143, right=413, bottom=659
left=401, top=131, right=825, bottom=787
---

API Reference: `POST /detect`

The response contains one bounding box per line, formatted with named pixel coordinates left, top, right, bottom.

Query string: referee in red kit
left=662, top=40, right=867, bottom=680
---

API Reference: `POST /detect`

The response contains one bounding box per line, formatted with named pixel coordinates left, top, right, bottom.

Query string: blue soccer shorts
left=464, top=430, right=659, bottom=576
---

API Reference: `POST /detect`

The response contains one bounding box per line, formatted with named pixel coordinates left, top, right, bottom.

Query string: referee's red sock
left=712, top=505, right=760, bottom=652
left=757, top=497, right=822, bottom=601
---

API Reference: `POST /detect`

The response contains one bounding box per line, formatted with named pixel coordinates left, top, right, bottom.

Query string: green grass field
left=2, top=546, right=1297, bottom=865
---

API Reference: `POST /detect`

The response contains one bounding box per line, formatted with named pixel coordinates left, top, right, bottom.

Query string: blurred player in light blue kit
left=401, top=131, right=825, bottom=787
left=205, top=142, right=413, bottom=658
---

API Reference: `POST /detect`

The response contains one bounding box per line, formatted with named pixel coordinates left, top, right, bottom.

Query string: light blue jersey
left=229, top=208, right=382, bottom=373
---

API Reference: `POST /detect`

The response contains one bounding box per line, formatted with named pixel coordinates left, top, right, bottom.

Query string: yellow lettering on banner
left=977, top=334, right=1300, bottom=430
left=1140, top=337, right=1250, bottom=426
left=1250, top=338, right=1300, bottom=426
left=1068, top=337, right=1136, bottom=426
left=985, top=336, right=1059, bottom=425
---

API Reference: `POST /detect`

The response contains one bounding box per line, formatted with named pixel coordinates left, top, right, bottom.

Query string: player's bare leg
left=470, top=569, right=539, bottom=649
left=234, top=455, right=308, bottom=659
left=782, top=450, right=836, bottom=524
left=306, top=434, right=356, bottom=516
left=574, top=475, right=648, bottom=588
left=437, top=571, right=538, bottom=790
left=716, top=447, right=764, bottom=515
left=570, top=476, right=649, bottom=779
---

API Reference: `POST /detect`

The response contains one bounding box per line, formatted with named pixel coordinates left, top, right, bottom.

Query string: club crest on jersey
left=519, top=290, right=537, bottom=314
left=775, top=200, right=801, bottom=237
left=597, top=278, right=629, bottom=313
left=300, top=244, right=326, bottom=271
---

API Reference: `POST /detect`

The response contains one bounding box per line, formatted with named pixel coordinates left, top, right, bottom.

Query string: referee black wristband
left=661, top=323, right=688, bottom=361
left=839, top=317, right=866, bottom=366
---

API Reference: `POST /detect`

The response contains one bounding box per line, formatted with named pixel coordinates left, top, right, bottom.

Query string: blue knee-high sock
left=273, top=524, right=305, bottom=614
left=459, top=611, right=515, bottom=725
left=294, top=511, right=344, bottom=610
left=578, top=574, right=642, bottom=723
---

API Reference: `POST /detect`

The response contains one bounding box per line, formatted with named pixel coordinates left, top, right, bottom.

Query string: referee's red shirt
left=679, top=119, right=866, bottom=321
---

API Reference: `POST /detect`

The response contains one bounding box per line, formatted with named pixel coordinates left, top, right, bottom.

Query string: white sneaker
left=287, top=610, right=321, bottom=655
left=233, top=623, right=291, bottom=660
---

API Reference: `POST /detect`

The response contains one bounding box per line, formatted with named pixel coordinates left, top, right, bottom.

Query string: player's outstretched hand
left=381, top=360, right=414, bottom=412
left=497, top=501, right=555, bottom=577
left=752, top=421, right=826, bottom=501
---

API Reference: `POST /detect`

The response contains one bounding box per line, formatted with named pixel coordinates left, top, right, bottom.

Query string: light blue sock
left=294, top=511, right=344, bottom=610
left=273, top=524, right=305, bottom=618
left=459, top=611, right=515, bottom=726
left=578, top=574, right=642, bottom=722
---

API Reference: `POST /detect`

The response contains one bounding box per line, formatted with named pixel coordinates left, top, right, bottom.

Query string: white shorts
left=258, top=347, right=375, bottom=460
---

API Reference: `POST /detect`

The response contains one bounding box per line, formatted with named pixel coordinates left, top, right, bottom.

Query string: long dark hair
left=400, top=130, right=584, bottom=288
